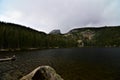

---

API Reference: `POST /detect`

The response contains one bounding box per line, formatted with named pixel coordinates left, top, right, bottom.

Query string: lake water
left=0, top=48, right=120, bottom=80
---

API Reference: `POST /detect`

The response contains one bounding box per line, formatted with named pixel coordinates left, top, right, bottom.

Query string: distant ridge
left=0, top=21, right=47, bottom=51
left=0, top=21, right=120, bottom=51
left=49, top=29, right=61, bottom=34
left=0, top=21, right=46, bottom=34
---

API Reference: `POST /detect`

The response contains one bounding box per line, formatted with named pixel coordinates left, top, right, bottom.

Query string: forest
left=0, top=21, right=120, bottom=51
left=0, top=22, right=77, bottom=51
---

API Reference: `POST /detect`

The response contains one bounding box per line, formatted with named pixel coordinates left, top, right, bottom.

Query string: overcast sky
left=0, top=0, right=120, bottom=33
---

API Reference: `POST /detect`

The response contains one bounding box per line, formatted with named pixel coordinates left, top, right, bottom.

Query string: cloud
left=0, top=0, right=120, bottom=33
left=102, top=0, right=120, bottom=25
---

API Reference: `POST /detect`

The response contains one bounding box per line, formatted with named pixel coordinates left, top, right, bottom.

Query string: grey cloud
left=1, top=0, right=120, bottom=33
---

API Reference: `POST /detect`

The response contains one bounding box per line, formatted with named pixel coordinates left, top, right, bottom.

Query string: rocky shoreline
left=20, top=66, right=63, bottom=80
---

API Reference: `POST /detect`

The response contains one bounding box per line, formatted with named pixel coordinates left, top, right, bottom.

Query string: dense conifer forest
left=0, top=21, right=120, bottom=51
left=0, top=22, right=76, bottom=51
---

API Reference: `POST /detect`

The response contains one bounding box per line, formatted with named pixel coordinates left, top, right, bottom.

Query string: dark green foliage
left=46, top=34, right=77, bottom=48
left=70, top=26, right=120, bottom=47
left=0, top=22, right=47, bottom=50
left=93, top=27, right=120, bottom=47
left=0, top=21, right=120, bottom=51
left=0, top=22, right=77, bottom=51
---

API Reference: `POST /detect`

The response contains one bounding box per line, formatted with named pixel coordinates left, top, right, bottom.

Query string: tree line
left=0, top=21, right=120, bottom=51
left=0, top=22, right=77, bottom=51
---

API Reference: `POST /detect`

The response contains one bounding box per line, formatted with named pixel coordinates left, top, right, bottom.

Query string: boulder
left=20, top=66, right=64, bottom=80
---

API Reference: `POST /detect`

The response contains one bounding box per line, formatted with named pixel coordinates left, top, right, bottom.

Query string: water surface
left=0, top=48, right=120, bottom=80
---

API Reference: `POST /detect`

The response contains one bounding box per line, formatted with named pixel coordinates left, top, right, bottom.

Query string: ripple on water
left=0, top=48, right=120, bottom=80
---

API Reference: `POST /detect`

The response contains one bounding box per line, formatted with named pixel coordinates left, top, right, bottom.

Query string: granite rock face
left=49, top=29, right=61, bottom=34
left=20, top=66, right=64, bottom=80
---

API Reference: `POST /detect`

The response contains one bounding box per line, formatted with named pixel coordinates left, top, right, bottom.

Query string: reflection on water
left=0, top=48, right=120, bottom=80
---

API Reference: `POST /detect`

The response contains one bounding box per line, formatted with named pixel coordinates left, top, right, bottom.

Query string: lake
left=0, top=48, right=120, bottom=80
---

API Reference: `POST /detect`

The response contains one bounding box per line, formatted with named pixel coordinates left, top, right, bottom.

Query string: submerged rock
left=20, top=66, right=64, bottom=80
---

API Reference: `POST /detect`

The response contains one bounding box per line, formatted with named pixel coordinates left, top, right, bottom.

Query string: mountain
left=49, top=29, right=61, bottom=34
left=0, top=21, right=120, bottom=51
left=0, top=22, right=47, bottom=51
left=66, top=27, right=120, bottom=47
left=0, top=22, right=77, bottom=51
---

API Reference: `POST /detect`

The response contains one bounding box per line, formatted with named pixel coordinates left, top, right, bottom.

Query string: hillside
left=66, top=26, right=120, bottom=47
left=0, top=22, right=47, bottom=51
left=0, top=22, right=76, bottom=51
left=0, top=21, right=120, bottom=51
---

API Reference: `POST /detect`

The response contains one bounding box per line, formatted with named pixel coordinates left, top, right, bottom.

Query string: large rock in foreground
left=20, top=66, right=64, bottom=80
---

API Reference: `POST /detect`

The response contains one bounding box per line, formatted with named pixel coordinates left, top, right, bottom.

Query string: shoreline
left=0, top=48, right=41, bottom=52
left=0, top=47, right=62, bottom=52
left=0, top=46, right=120, bottom=52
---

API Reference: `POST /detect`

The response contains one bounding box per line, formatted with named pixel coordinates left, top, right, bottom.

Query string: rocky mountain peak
left=49, top=29, right=61, bottom=34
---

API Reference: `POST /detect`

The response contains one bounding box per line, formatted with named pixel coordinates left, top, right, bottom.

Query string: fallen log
left=0, top=55, right=16, bottom=62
